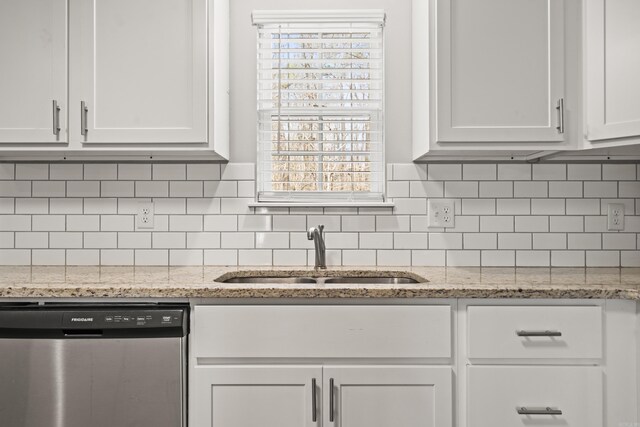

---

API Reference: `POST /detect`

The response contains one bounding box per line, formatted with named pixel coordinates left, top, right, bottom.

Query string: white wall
left=229, top=0, right=413, bottom=163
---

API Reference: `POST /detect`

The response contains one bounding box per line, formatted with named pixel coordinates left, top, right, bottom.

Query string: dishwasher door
left=0, top=305, right=186, bottom=427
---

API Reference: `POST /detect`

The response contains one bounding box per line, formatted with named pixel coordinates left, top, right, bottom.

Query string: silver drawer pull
left=81, top=101, right=88, bottom=136
left=516, top=330, right=562, bottom=337
left=518, top=407, right=562, bottom=416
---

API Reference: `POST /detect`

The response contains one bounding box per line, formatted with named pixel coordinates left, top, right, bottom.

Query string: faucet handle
left=318, top=224, right=324, bottom=236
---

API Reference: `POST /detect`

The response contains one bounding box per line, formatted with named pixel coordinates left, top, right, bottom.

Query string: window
left=252, top=10, right=386, bottom=203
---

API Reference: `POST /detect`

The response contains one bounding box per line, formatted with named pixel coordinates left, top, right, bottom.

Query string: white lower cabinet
left=324, top=366, right=452, bottom=427
left=190, top=365, right=452, bottom=427
left=191, top=365, right=322, bottom=427
left=467, top=366, right=602, bottom=427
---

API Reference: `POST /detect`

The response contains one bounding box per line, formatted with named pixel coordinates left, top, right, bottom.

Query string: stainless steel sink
left=323, top=277, right=419, bottom=284
left=223, top=277, right=316, bottom=284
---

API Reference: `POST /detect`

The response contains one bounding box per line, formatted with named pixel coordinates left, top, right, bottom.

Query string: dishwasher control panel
left=63, top=309, right=184, bottom=329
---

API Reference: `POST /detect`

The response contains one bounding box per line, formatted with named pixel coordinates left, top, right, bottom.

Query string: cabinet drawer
left=194, top=305, right=451, bottom=359
left=468, top=366, right=602, bottom=427
left=468, top=306, right=602, bottom=360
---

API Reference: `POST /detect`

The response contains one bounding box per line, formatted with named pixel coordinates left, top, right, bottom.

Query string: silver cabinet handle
left=81, top=101, right=88, bottom=136
left=329, top=378, right=335, bottom=422
left=52, top=100, right=61, bottom=137
left=518, top=407, right=562, bottom=415
left=516, top=330, right=562, bottom=337
left=556, top=98, right=564, bottom=134
left=311, top=378, right=317, bottom=422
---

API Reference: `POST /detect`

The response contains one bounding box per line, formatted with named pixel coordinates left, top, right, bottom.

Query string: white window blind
left=253, top=10, right=386, bottom=203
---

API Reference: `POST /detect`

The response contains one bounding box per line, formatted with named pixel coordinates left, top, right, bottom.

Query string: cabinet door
left=190, top=365, right=321, bottom=427
left=323, top=366, right=452, bottom=427
left=436, top=0, right=565, bottom=142
left=70, top=0, right=207, bottom=144
left=0, top=0, right=67, bottom=143
left=585, top=0, right=640, bottom=142
left=468, top=366, right=602, bottom=427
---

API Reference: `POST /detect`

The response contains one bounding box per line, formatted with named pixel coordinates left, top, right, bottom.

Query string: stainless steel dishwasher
left=0, top=303, right=188, bottom=427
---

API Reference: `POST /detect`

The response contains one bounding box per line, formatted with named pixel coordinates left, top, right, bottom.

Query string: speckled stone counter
left=0, top=266, right=639, bottom=300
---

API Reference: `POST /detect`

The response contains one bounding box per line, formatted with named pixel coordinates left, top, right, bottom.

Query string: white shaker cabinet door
left=0, top=0, right=67, bottom=143
left=435, top=0, right=565, bottom=143
left=190, top=365, right=322, bottom=427
left=69, top=0, right=208, bottom=144
left=323, top=366, right=452, bottom=427
left=585, top=0, right=640, bottom=142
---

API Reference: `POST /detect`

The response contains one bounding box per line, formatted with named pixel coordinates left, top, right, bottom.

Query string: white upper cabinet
left=585, top=0, right=640, bottom=145
left=413, top=0, right=570, bottom=160
left=0, top=0, right=229, bottom=160
left=69, top=0, right=207, bottom=144
left=0, top=0, right=67, bottom=143
left=436, top=0, right=565, bottom=143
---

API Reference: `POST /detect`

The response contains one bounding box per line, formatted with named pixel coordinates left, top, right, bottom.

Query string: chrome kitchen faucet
left=307, top=224, right=326, bottom=270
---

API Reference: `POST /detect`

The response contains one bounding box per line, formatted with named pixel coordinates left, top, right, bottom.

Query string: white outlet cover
left=428, top=199, right=455, bottom=228
left=136, top=201, right=155, bottom=230
left=607, top=203, right=625, bottom=231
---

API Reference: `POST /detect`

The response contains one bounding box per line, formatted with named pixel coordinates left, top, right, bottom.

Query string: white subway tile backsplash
left=428, top=164, right=461, bottom=181
left=549, top=181, right=583, bottom=198
left=32, top=181, right=65, bottom=197
left=153, top=164, right=185, bottom=180
left=221, top=163, right=255, bottom=181
left=84, top=198, right=117, bottom=214
left=32, top=249, right=65, bottom=266
left=118, top=164, right=151, bottom=180
left=67, top=181, right=100, bottom=197
left=463, top=164, right=496, bottom=181
left=394, top=233, right=428, bottom=249
left=342, top=216, right=375, bottom=232
left=0, top=215, right=32, bottom=231
left=256, top=232, right=289, bottom=249
left=273, top=250, right=307, bottom=266
left=603, top=164, right=635, bottom=181
left=360, top=232, right=393, bottom=249
left=0, top=164, right=15, bottom=179
left=100, top=181, right=134, bottom=197
left=481, top=250, right=515, bottom=266
left=170, top=181, right=203, bottom=197
left=187, top=164, right=221, bottom=181
left=50, top=164, right=82, bottom=180
left=0, top=249, right=30, bottom=265
left=409, top=181, right=444, bottom=198
left=16, top=198, right=48, bottom=214
left=568, top=164, right=601, bottom=181
left=16, top=164, right=48, bottom=180
left=135, top=181, right=169, bottom=197
left=514, top=181, right=547, bottom=198
left=204, top=249, right=237, bottom=266
left=0, top=161, right=637, bottom=267
left=497, top=164, right=531, bottom=181
left=393, top=163, right=427, bottom=181
left=516, top=250, right=550, bottom=267
left=84, top=164, right=117, bottom=180
left=411, top=250, right=446, bottom=266
left=479, top=181, right=513, bottom=198
left=15, top=232, right=48, bottom=248
left=533, top=164, right=566, bottom=181
left=238, top=249, right=271, bottom=266
left=586, top=250, right=619, bottom=267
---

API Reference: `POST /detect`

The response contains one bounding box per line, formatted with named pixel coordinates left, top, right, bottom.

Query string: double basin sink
left=220, top=271, right=422, bottom=285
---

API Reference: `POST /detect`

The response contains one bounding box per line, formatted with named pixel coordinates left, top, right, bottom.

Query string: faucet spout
left=307, top=225, right=326, bottom=270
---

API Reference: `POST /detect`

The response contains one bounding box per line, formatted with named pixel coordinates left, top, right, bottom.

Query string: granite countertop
left=0, top=266, right=639, bottom=300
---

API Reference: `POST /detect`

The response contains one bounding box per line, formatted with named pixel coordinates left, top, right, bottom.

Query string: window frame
left=251, top=10, right=389, bottom=207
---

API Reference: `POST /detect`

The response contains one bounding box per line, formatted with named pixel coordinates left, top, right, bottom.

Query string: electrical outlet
left=428, top=199, right=455, bottom=228
left=607, top=203, right=625, bottom=231
left=136, top=202, right=154, bottom=230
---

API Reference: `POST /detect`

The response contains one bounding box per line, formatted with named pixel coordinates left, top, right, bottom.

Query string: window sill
left=248, top=201, right=395, bottom=208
